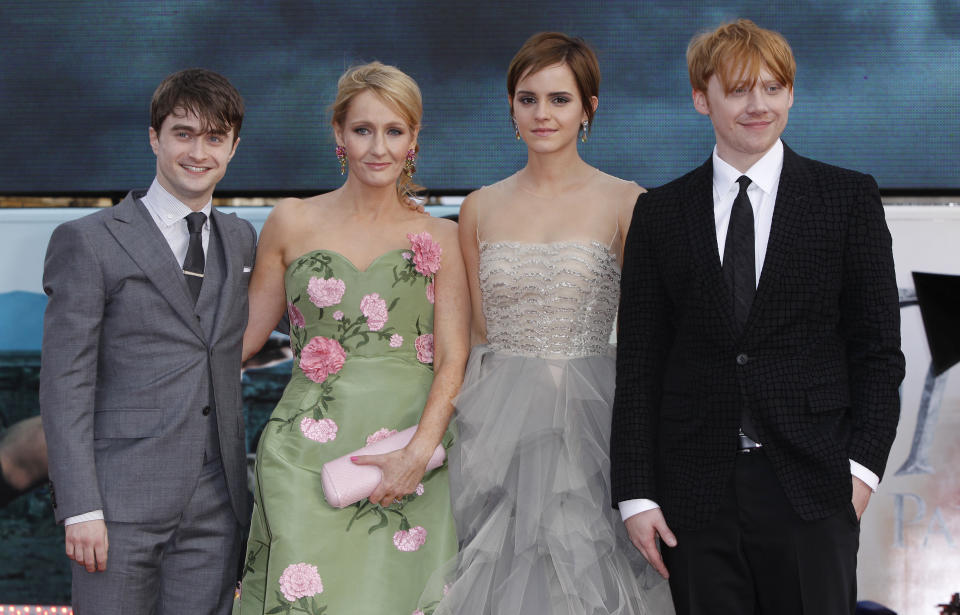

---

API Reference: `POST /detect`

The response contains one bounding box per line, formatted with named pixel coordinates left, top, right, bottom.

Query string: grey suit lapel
left=208, top=208, right=242, bottom=346
left=195, top=218, right=224, bottom=341
left=105, top=192, right=206, bottom=341
left=682, top=158, right=740, bottom=338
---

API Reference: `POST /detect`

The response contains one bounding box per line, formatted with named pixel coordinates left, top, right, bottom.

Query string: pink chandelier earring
left=404, top=147, right=417, bottom=178
left=335, top=145, right=347, bottom=175
left=581, top=120, right=589, bottom=143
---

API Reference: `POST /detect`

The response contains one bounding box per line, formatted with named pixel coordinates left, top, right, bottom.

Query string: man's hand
left=623, top=507, right=677, bottom=579
left=852, top=475, right=872, bottom=521
left=65, top=519, right=108, bottom=573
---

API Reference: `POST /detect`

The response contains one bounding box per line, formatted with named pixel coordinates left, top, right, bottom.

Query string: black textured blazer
left=610, top=145, right=905, bottom=529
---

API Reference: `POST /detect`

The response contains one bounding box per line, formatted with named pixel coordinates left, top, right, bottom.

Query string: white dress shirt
left=64, top=179, right=212, bottom=526
left=619, top=140, right=878, bottom=522
left=141, top=178, right=213, bottom=267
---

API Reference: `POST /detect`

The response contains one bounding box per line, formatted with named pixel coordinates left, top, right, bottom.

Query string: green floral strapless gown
left=235, top=236, right=456, bottom=615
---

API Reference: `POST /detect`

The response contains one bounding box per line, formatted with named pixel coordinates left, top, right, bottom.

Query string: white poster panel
left=858, top=206, right=960, bottom=614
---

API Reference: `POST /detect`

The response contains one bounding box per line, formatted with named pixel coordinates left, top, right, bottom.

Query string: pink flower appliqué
left=402, top=251, right=412, bottom=260
left=366, top=428, right=399, bottom=446
left=360, top=293, right=389, bottom=331
left=278, top=562, right=324, bottom=602
left=307, top=276, right=345, bottom=308
left=406, top=232, right=442, bottom=277
left=389, top=334, right=403, bottom=348
left=300, top=336, right=346, bottom=383
left=415, top=483, right=425, bottom=496
left=393, top=526, right=427, bottom=552
left=300, top=417, right=338, bottom=443
left=413, top=611, right=425, bottom=615
left=415, top=333, right=434, bottom=364
left=425, top=280, right=435, bottom=304
left=287, top=303, right=305, bottom=328
left=332, top=310, right=344, bottom=321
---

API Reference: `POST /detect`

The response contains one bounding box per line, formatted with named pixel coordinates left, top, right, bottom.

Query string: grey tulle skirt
left=420, top=345, right=673, bottom=615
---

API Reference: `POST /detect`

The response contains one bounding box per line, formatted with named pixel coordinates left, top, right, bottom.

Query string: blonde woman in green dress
left=234, top=62, right=469, bottom=615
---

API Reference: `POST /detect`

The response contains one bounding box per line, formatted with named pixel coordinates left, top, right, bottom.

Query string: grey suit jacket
left=40, top=190, right=257, bottom=525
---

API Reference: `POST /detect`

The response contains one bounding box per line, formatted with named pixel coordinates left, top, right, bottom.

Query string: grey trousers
left=71, top=456, right=242, bottom=615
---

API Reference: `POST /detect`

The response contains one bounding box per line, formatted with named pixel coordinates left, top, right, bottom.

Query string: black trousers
left=662, top=450, right=859, bottom=615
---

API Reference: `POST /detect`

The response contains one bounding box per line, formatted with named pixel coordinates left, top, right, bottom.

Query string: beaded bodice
left=479, top=240, right=620, bottom=359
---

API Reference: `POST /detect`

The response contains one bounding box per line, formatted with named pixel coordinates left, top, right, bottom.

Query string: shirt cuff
left=64, top=510, right=104, bottom=526
left=618, top=498, right=660, bottom=522
left=850, top=459, right=879, bottom=492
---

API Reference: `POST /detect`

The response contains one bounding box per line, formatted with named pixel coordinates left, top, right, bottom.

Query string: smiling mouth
left=181, top=164, right=211, bottom=173
left=532, top=129, right=556, bottom=136
left=365, top=162, right=391, bottom=169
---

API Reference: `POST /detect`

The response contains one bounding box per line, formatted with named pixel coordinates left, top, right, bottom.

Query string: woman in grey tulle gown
left=418, top=33, right=673, bottom=615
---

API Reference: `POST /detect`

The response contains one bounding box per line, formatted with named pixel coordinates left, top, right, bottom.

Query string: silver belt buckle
left=738, top=429, right=762, bottom=453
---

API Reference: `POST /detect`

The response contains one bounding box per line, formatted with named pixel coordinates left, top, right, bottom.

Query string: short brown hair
left=687, top=19, right=796, bottom=94
left=507, top=32, right=600, bottom=136
left=150, top=68, right=244, bottom=142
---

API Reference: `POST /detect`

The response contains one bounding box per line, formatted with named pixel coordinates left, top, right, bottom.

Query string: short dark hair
left=507, top=32, right=600, bottom=135
left=150, top=68, right=244, bottom=141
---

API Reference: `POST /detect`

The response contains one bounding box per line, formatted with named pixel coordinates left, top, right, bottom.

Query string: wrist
left=404, top=438, right=438, bottom=465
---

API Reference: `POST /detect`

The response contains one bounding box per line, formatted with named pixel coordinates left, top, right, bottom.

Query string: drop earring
left=581, top=120, right=589, bottom=143
left=513, top=119, right=521, bottom=141
left=404, top=147, right=417, bottom=178
left=336, top=145, right=347, bottom=175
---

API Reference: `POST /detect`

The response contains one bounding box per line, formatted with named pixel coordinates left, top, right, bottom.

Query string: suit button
left=202, top=406, right=211, bottom=416
left=736, top=353, right=749, bottom=365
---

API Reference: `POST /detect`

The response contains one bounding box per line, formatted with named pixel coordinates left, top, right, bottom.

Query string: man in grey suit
left=40, top=68, right=257, bottom=614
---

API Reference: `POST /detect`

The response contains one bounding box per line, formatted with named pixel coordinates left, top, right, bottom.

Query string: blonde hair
left=331, top=62, right=424, bottom=202
left=687, top=19, right=796, bottom=94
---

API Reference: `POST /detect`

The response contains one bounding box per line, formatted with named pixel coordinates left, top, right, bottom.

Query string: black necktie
left=723, top=176, right=755, bottom=330
left=723, top=176, right=760, bottom=444
left=183, top=211, right=206, bottom=304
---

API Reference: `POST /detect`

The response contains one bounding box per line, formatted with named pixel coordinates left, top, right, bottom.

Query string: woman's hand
left=351, top=443, right=435, bottom=507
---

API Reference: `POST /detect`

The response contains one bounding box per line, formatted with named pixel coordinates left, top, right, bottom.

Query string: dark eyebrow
left=168, top=123, right=228, bottom=137
left=516, top=89, right=575, bottom=97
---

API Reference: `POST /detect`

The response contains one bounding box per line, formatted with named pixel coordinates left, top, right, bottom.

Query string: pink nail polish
left=350, top=456, right=358, bottom=462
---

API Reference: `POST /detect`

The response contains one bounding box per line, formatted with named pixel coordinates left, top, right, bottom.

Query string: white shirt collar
left=712, top=139, right=784, bottom=198
left=143, top=178, right=212, bottom=229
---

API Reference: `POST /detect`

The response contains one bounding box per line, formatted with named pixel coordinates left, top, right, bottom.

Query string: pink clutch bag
left=321, top=426, right=446, bottom=508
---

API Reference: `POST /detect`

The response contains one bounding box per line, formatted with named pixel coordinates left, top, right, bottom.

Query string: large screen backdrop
left=2, top=0, right=958, bottom=195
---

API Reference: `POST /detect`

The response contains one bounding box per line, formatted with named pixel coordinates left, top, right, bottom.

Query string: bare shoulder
left=424, top=215, right=461, bottom=249
left=593, top=171, right=645, bottom=224
left=595, top=170, right=646, bottom=201
left=456, top=186, right=494, bottom=227
left=266, top=196, right=303, bottom=225
left=268, top=194, right=331, bottom=229
left=462, top=176, right=515, bottom=221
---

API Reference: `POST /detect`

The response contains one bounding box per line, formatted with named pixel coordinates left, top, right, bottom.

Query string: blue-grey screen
left=1, top=0, right=958, bottom=193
